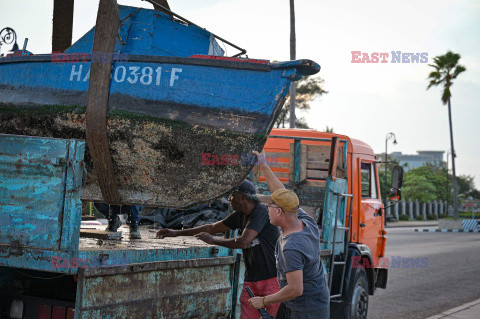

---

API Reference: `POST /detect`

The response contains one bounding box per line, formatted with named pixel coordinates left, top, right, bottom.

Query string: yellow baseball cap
left=260, top=189, right=300, bottom=213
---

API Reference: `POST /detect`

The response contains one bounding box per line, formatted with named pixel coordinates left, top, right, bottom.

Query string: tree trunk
left=447, top=98, right=459, bottom=218
left=289, top=0, right=296, bottom=128
left=52, top=0, right=75, bottom=52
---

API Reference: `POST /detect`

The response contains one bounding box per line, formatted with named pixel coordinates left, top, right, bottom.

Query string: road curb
left=386, top=223, right=438, bottom=228
left=414, top=228, right=479, bottom=232
left=427, top=299, right=480, bottom=318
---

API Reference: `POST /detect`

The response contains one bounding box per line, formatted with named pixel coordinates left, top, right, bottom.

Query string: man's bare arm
left=195, top=228, right=259, bottom=249
left=249, top=270, right=304, bottom=309
left=253, top=150, right=285, bottom=193
left=157, top=221, right=230, bottom=238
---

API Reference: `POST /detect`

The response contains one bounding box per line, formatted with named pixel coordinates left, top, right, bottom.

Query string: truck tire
left=345, top=267, right=369, bottom=319
left=331, top=267, right=369, bottom=319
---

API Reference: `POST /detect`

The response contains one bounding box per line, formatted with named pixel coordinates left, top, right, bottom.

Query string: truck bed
left=79, top=225, right=214, bottom=251
left=78, top=224, right=231, bottom=268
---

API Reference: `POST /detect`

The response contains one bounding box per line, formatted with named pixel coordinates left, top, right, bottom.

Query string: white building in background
left=376, top=150, right=445, bottom=172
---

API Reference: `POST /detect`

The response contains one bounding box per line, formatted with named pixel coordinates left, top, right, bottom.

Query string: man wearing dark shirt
left=156, top=180, right=281, bottom=318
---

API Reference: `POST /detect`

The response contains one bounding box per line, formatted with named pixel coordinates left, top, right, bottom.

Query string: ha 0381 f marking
left=69, top=64, right=183, bottom=87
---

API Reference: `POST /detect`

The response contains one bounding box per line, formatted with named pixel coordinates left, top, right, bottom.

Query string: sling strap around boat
left=85, top=0, right=121, bottom=204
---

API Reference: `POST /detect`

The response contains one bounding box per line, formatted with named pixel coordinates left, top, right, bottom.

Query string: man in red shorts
left=157, top=180, right=281, bottom=318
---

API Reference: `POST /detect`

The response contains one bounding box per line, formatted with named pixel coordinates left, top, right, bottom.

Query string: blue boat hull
left=0, top=54, right=319, bottom=207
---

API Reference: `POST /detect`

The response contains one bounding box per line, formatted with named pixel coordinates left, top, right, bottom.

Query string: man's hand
left=156, top=229, right=177, bottom=239
left=252, top=150, right=267, bottom=166
left=194, top=232, right=216, bottom=244
left=248, top=296, right=266, bottom=309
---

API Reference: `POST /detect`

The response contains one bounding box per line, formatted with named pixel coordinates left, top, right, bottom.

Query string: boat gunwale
left=0, top=54, right=319, bottom=74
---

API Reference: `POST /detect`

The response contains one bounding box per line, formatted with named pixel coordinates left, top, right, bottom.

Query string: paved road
left=368, top=227, right=480, bottom=319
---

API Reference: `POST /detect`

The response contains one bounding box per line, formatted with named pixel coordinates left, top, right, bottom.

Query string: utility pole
left=289, top=0, right=296, bottom=128
left=52, top=0, right=75, bottom=52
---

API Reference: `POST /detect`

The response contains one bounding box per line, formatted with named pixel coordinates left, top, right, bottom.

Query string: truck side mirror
left=389, top=165, right=403, bottom=201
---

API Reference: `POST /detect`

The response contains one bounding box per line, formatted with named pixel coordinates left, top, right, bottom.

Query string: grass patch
left=458, top=211, right=480, bottom=218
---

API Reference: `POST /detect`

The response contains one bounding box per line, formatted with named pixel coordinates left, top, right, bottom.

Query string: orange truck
left=254, top=128, right=403, bottom=318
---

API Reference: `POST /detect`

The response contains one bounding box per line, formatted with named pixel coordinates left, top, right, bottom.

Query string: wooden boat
left=0, top=5, right=320, bottom=208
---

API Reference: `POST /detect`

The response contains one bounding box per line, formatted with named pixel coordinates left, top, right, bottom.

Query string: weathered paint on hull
left=0, top=55, right=320, bottom=207
left=0, top=105, right=271, bottom=208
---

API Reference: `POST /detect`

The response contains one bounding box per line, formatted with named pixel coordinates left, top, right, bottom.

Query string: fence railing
left=385, top=200, right=451, bottom=221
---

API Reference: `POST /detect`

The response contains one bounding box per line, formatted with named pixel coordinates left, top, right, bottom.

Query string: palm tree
left=427, top=51, right=466, bottom=219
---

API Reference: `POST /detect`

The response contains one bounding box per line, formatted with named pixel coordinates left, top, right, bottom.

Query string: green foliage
left=439, top=213, right=447, bottom=219
left=275, top=76, right=327, bottom=128
left=380, top=165, right=452, bottom=202
left=403, top=174, right=438, bottom=202
left=405, top=166, right=448, bottom=202
left=427, top=214, right=438, bottom=220
left=416, top=215, right=425, bottom=221
left=378, top=170, right=392, bottom=201
left=325, top=126, right=334, bottom=133
left=470, top=189, right=480, bottom=199
left=378, top=163, right=479, bottom=203
left=399, top=214, right=409, bottom=221
left=456, top=175, right=480, bottom=199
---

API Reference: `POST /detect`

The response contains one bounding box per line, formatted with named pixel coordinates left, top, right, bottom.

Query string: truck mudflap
left=0, top=134, right=84, bottom=274
left=74, top=256, right=238, bottom=319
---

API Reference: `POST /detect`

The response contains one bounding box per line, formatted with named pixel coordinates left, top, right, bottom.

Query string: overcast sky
left=1, top=0, right=479, bottom=187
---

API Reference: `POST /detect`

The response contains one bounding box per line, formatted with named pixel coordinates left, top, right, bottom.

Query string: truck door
left=358, top=161, right=383, bottom=259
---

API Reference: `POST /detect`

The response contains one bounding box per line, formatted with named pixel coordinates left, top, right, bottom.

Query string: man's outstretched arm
left=194, top=228, right=259, bottom=249
left=156, top=220, right=229, bottom=238
left=253, top=150, right=285, bottom=193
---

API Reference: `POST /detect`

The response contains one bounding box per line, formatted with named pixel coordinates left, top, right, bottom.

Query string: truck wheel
left=331, top=267, right=369, bottom=319
left=345, top=267, right=369, bottom=319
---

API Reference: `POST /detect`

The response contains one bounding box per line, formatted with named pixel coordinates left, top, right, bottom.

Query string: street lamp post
left=384, top=132, right=397, bottom=203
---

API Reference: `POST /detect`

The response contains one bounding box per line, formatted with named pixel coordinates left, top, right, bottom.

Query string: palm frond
left=452, top=65, right=466, bottom=78
left=427, top=51, right=465, bottom=99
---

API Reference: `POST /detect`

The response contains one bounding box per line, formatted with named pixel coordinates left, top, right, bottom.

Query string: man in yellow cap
left=249, top=151, right=330, bottom=319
